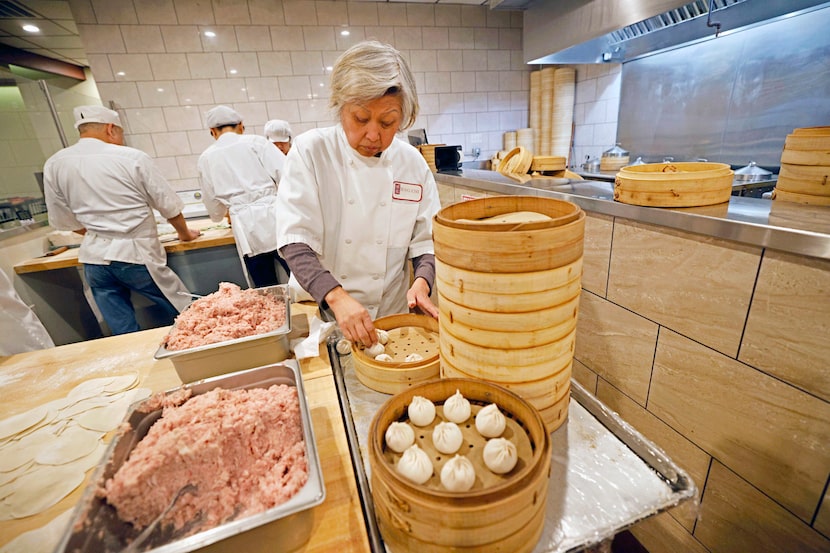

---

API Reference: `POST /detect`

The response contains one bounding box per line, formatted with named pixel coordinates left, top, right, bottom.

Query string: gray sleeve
left=412, top=253, right=435, bottom=294
left=279, top=242, right=341, bottom=304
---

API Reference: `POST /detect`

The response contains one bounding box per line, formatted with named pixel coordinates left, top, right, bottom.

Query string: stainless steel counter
left=435, top=169, right=830, bottom=261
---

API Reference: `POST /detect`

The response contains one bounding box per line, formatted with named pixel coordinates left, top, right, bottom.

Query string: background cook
left=275, top=40, right=441, bottom=348
left=264, top=119, right=293, bottom=155
left=197, top=105, right=290, bottom=288
left=43, top=105, right=201, bottom=335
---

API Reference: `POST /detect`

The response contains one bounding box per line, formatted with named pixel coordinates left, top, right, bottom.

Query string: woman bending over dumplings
left=275, top=41, right=441, bottom=347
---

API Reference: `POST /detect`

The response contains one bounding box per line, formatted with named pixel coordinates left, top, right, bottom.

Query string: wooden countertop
left=0, top=303, right=371, bottom=552
left=13, top=219, right=236, bottom=275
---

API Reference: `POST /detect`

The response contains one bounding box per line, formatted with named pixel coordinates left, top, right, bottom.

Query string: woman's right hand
left=325, top=286, right=377, bottom=347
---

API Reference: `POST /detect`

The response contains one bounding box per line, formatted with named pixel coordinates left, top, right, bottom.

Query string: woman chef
left=276, top=40, right=441, bottom=347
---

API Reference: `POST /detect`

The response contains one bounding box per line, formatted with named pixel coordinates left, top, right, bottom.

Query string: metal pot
left=733, top=161, right=773, bottom=182
left=602, top=143, right=629, bottom=158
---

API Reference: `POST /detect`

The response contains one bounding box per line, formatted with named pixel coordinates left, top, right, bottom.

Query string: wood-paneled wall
left=435, top=181, right=830, bottom=552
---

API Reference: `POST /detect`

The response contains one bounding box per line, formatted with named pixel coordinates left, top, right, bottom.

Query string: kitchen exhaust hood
left=522, top=0, right=830, bottom=64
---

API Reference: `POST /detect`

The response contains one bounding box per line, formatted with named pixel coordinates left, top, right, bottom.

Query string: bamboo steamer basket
left=780, top=127, right=830, bottom=165
left=352, top=313, right=439, bottom=394
left=775, top=167, right=830, bottom=196
left=435, top=194, right=581, bottom=231
left=530, top=155, right=567, bottom=172
left=369, top=378, right=551, bottom=552
left=436, top=256, right=582, bottom=294
left=771, top=188, right=830, bottom=206
left=436, top=271, right=581, bottom=314
left=497, top=146, right=533, bottom=176
left=433, top=197, right=585, bottom=273
left=437, top=291, right=580, bottom=333
left=614, top=162, right=733, bottom=207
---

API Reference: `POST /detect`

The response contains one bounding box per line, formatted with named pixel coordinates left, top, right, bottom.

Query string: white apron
left=81, top=216, right=190, bottom=312
left=228, top=189, right=279, bottom=288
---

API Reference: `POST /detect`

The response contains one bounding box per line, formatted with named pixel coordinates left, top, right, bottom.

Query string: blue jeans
left=84, top=262, right=179, bottom=335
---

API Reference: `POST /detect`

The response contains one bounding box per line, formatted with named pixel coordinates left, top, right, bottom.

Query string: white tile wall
left=572, top=62, right=622, bottom=168
left=70, top=0, right=531, bottom=190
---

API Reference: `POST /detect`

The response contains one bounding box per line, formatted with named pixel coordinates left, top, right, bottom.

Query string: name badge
left=392, top=181, right=423, bottom=203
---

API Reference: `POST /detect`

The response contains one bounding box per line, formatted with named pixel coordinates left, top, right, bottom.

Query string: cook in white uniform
left=276, top=41, right=441, bottom=347
left=264, top=119, right=292, bottom=155
left=197, top=106, right=289, bottom=288
left=43, top=105, right=201, bottom=335
left=0, top=268, right=54, bottom=354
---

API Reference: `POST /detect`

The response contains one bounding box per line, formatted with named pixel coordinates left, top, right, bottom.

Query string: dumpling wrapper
left=34, top=426, right=101, bottom=465
left=3, top=466, right=85, bottom=518
left=0, top=406, right=48, bottom=441
left=0, top=508, right=74, bottom=553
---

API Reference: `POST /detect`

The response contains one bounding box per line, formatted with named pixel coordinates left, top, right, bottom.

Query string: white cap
left=264, top=119, right=292, bottom=143
left=205, top=105, right=243, bottom=129
left=73, top=105, right=121, bottom=129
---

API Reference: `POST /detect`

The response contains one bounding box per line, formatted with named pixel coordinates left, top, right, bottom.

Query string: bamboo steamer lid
left=614, top=162, right=733, bottom=207
left=539, top=67, right=555, bottom=156
left=497, top=146, right=534, bottom=176
left=551, top=67, right=575, bottom=159
left=529, top=71, right=541, bottom=134
left=771, top=188, right=830, bottom=206
left=530, top=155, right=567, bottom=172
left=351, top=313, right=439, bottom=394
left=369, top=378, right=551, bottom=552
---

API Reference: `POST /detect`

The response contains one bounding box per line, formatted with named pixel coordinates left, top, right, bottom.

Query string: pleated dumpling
left=396, top=444, right=433, bottom=484
left=440, top=455, right=476, bottom=492
left=475, top=403, right=506, bottom=438
left=365, top=342, right=385, bottom=358
left=482, top=437, right=518, bottom=474
left=432, top=421, right=463, bottom=454
left=443, top=389, right=471, bottom=423
left=385, top=421, right=415, bottom=453
left=408, top=395, right=436, bottom=426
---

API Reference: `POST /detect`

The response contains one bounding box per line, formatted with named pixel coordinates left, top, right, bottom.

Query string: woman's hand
left=407, top=277, right=438, bottom=319
left=325, top=286, right=377, bottom=347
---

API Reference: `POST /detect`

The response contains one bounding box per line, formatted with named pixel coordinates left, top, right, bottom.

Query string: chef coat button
left=348, top=199, right=355, bottom=204
left=340, top=274, right=347, bottom=280
left=380, top=201, right=386, bottom=207
left=345, top=239, right=352, bottom=244
left=372, top=274, right=380, bottom=280
left=376, top=239, right=383, bottom=245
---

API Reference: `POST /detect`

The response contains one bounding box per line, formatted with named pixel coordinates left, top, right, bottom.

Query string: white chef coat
left=275, top=124, right=441, bottom=319
left=0, top=269, right=54, bottom=355
left=197, top=133, right=284, bottom=258
left=43, top=137, right=190, bottom=312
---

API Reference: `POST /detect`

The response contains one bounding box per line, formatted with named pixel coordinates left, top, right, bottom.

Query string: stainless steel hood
left=524, top=0, right=830, bottom=64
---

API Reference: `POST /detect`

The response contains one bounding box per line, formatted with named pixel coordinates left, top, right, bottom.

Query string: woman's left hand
left=407, top=278, right=438, bottom=319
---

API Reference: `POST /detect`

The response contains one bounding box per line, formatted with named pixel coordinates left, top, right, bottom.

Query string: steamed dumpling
left=404, top=353, right=424, bottom=362
left=375, top=353, right=394, bottom=362
left=440, top=455, right=476, bottom=492
left=475, top=403, right=506, bottom=438
left=408, top=396, right=436, bottom=426
left=482, top=437, right=518, bottom=474
left=443, top=389, right=471, bottom=423
left=366, top=342, right=385, bottom=358
left=396, top=444, right=433, bottom=484
left=432, top=422, right=463, bottom=454
left=376, top=329, right=390, bottom=345
left=385, top=422, right=415, bottom=453
left=335, top=338, right=352, bottom=355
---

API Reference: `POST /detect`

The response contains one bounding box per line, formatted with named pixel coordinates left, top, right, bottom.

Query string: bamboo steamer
left=352, top=313, right=439, bottom=394
left=771, top=188, right=830, bottom=206
left=437, top=291, right=580, bottom=333
left=369, top=378, right=551, bottom=552
left=433, top=197, right=585, bottom=273
left=530, top=155, right=567, bottom=172
left=498, top=146, right=533, bottom=176
left=436, top=256, right=582, bottom=294
left=614, top=162, right=733, bottom=207
left=437, top=271, right=581, bottom=314
left=436, top=194, right=581, bottom=231
left=417, top=144, right=445, bottom=171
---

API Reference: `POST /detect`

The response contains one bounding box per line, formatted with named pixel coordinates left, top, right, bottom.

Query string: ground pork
left=102, top=385, right=308, bottom=533
left=163, top=282, right=287, bottom=351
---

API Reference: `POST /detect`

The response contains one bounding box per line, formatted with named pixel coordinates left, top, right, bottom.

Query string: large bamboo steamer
left=439, top=311, right=577, bottom=349
left=435, top=194, right=581, bottom=232
left=614, top=162, right=733, bottom=207
left=436, top=256, right=583, bottom=294
left=772, top=188, right=830, bottom=206
left=437, top=292, right=580, bottom=333
left=780, top=149, right=830, bottom=166
left=433, top=213, right=585, bottom=274
left=783, top=133, right=830, bottom=151
left=439, top=329, right=576, bottom=382
left=351, top=313, right=439, bottom=394
left=437, top=271, right=581, bottom=314
left=369, top=378, right=551, bottom=552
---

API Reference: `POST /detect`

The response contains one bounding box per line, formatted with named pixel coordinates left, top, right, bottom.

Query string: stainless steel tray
left=154, top=285, right=291, bottom=383
left=54, top=361, right=325, bottom=553
left=328, top=340, right=696, bottom=553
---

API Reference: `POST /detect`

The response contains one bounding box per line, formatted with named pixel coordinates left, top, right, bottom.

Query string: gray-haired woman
left=275, top=40, right=441, bottom=347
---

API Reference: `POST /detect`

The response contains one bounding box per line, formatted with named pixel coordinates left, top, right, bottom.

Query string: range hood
left=522, top=0, right=830, bottom=64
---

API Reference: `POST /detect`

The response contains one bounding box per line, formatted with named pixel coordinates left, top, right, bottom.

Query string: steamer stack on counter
left=432, top=196, right=585, bottom=433
left=773, top=127, right=830, bottom=206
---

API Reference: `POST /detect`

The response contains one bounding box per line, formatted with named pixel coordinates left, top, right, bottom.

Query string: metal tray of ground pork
left=54, top=361, right=325, bottom=553
left=153, top=284, right=292, bottom=383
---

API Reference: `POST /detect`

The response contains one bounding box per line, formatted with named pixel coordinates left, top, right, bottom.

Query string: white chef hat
left=205, top=105, right=243, bottom=129
left=73, top=105, right=122, bottom=129
left=264, top=119, right=292, bottom=143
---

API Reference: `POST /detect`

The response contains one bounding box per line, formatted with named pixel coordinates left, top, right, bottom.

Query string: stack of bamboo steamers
left=433, top=195, right=585, bottom=433
left=773, top=127, right=830, bottom=205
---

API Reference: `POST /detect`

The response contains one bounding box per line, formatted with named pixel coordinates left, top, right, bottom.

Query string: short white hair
left=329, top=40, right=418, bottom=131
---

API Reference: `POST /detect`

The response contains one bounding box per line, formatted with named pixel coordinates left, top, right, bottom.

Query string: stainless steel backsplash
left=617, top=4, right=830, bottom=169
